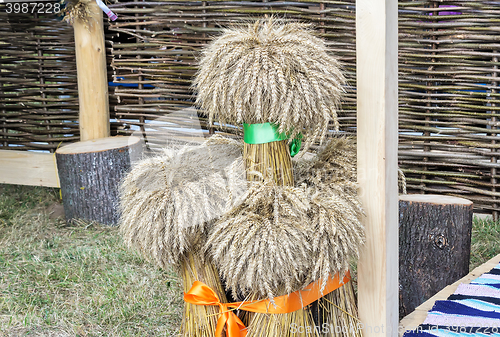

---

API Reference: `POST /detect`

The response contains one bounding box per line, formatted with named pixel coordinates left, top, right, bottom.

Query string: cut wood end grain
left=399, top=194, right=473, bottom=206
left=56, top=136, right=142, bottom=155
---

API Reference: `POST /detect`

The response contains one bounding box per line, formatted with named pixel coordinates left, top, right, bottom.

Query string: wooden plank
left=0, top=150, right=59, bottom=187
left=356, top=0, right=399, bottom=336
left=399, top=253, right=500, bottom=335
left=73, top=2, right=110, bottom=141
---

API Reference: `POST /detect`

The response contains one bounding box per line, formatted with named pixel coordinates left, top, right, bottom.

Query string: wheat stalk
left=243, top=140, right=294, bottom=186
left=206, top=137, right=365, bottom=301
left=319, top=282, right=363, bottom=337
left=179, top=251, right=229, bottom=337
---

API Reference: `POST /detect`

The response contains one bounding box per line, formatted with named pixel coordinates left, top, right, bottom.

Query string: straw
left=179, top=251, right=228, bottom=336
left=243, top=140, right=294, bottom=186
left=241, top=140, right=315, bottom=336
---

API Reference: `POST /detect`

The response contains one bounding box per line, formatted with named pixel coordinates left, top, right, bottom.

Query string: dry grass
left=193, top=18, right=346, bottom=152
left=0, top=184, right=183, bottom=337
left=62, top=0, right=94, bottom=26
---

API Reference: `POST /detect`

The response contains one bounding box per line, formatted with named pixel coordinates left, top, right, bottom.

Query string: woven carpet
left=403, top=262, right=500, bottom=336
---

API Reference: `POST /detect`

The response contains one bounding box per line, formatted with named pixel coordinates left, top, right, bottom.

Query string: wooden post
left=73, top=2, right=110, bottom=141
left=356, top=0, right=399, bottom=336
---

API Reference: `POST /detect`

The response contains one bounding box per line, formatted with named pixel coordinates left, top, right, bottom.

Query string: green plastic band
left=243, top=123, right=302, bottom=157
left=289, top=135, right=302, bottom=157
left=243, top=123, right=287, bottom=144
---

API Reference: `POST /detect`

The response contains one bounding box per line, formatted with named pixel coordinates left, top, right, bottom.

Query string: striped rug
left=403, top=262, right=500, bottom=337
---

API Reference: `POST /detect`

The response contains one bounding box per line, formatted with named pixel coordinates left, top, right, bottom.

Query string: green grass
left=0, top=184, right=183, bottom=337
left=1, top=184, right=500, bottom=336
left=470, top=216, right=500, bottom=270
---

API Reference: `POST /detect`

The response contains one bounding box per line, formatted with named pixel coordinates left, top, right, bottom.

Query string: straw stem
left=319, top=282, right=362, bottom=337
left=243, top=140, right=294, bottom=186
left=241, top=139, right=317, bottom=336
left=180, top=252, right=228, bottom=337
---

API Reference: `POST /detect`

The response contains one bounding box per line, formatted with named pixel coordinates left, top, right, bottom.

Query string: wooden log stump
left=56, top=136, right=142, bottom=226
left=399, top=194, right=473, bottom=319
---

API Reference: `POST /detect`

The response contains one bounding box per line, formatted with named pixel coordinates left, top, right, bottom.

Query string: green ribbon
left=243, top=123, right=302, bottom=157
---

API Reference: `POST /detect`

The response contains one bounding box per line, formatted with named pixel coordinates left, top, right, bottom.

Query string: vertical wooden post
left=356, top=0, right=398, bottom=336
left=73, top=2, right=110, bottom=141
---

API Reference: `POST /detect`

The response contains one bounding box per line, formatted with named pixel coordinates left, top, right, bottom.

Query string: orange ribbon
left=184, top=271, right=351, bottom=337
left=184, top=281, right=248, bottom=337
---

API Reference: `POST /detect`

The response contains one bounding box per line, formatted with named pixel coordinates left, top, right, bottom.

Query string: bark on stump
left=55, top=136, right=142, bottom=226
left=399, top=194, right=473, bottom=319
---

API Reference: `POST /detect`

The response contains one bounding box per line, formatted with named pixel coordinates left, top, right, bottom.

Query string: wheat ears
left=205, top=138, right=364, bottom=301
left=193, top=18, right=346, bottom=151
left=120, top=18, right=362, bottom=310
left=119, top=136, right=247, bottom=267
left=119, top=136, right=364, bottom=301
left=205, top=179, right=314, bottom=301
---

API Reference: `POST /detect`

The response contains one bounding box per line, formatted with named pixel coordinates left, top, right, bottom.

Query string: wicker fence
left=0, top=9, right=79, bottom=151
left=398, top=1, right=500, bottom=215
left=106, top=0, right=357, bottom=149
left=2, top=1, right=500, bottom=215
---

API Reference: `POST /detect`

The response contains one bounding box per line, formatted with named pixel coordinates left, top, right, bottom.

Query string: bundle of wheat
left=203, top=138, right=364, bottom=336
left=193, top=17, right=361, bottom=337
left=119, top=136, right=247, bottom=336
left=120, top=136, right=364, bottom=336
left=295, top=137, right=363, bottom=336
left=194, top=17, right=346, bottom=152
left=206, top=179, right=313, bottom=302
left=121, top=17, right=363, bottom=337
left=206, top=139, right=364, bottom=299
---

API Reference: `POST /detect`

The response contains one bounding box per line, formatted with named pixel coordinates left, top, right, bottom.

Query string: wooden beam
left=356, top=0, right=399, bottom=336
left=0, top=150, right=59, bottom=187
left=399, top=253, right=500, bottom=335
left=73, top=2, right=110, bottom=141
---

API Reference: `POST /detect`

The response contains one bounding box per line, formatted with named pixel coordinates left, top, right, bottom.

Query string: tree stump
left=399, top=194, right=473, bottom=319
left=56, top=136, right=142, bottom=226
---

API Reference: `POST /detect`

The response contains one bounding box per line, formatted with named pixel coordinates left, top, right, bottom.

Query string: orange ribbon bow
left=184, top=271, right=351, bottom=337
left=184, top=281, right=248, bottom=337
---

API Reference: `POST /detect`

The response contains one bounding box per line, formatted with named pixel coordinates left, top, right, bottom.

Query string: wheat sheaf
left=193, top=18, right=346, bottom=152
left=119, top=136, right=247, bottom=268
left=205, top=138, right=365, bottom=302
